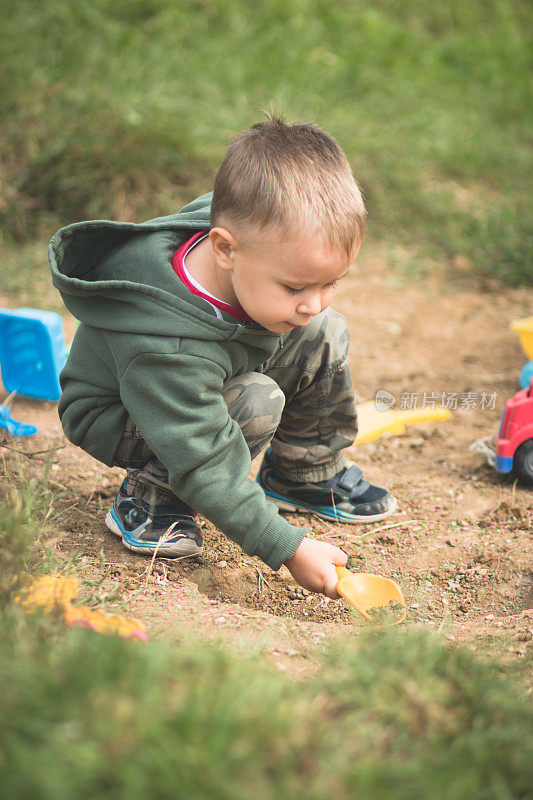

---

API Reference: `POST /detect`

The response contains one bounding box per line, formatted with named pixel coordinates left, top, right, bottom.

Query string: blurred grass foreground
left=1, top=0, right=531, bottom=289
left=0, top=437, right=532, bottom=799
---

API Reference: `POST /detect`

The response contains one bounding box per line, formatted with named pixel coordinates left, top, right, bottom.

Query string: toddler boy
left=49, top=114, right=397, bottom=598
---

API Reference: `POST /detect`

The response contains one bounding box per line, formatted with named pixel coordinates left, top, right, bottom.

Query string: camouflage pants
left=113, top=307, right=358, bottom=506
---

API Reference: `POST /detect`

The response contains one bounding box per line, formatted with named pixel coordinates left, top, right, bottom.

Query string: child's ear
left=209, top=227, right=236, bottom=271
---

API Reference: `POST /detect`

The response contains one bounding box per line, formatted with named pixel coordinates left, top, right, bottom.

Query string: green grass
left=0, top=457, right=56, bottom=606
left=3, top=618, right=532, bottom=800
left=0, top=0, right=531, bottom=294
left=1, top=458, right=532, bottom=799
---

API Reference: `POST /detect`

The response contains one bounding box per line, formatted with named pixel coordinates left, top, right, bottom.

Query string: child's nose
left=297, top=291, right=322, bottom=316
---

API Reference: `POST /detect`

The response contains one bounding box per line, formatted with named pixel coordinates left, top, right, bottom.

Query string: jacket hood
left=48, top=193, right=275, bottom=343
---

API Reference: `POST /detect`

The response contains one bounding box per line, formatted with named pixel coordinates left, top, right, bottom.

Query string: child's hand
left=284, top=537, right=347, bottom=599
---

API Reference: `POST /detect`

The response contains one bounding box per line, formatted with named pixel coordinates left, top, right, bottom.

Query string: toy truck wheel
left=513, top=439, right=533, bottom=486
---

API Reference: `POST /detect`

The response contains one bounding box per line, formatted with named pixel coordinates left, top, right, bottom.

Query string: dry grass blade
left=330, top=488, right=340, bottom=523
left=0, top=442, right=66, bottom=462
left=255, top=566, right=272, bottom=593
left=357, top=519, right=417, bottom=538
left=142, top=521, right=182, bottom=589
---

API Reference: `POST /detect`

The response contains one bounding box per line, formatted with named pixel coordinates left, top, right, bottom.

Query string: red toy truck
left=495, top=378, right=533, bottom=485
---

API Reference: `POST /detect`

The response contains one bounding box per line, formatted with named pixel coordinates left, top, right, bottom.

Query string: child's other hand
left=284, top=537, right=347, bottom=599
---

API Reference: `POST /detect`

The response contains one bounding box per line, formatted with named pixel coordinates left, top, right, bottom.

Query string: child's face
left=212, top=223, right=359, bottom=334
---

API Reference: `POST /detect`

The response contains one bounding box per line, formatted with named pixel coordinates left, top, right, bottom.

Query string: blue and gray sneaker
left=256, top=448, right=398, bottom=523
left=105, top=480, right=203, bottom=557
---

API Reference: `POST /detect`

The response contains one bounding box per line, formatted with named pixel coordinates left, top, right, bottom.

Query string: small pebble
left=215, top=616, right=227, bottom=625
left=410, top=602, right=420, bottom=609
left=217, top=560, right=227, bottom=567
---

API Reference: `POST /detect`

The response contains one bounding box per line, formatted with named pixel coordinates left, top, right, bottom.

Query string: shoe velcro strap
left=337, top=465, right=364, bottom=492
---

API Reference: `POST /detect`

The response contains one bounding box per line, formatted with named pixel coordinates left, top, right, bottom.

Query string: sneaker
left=105, top=480, right=203, bottom=557
left=256, top=448, right=398, bottom=523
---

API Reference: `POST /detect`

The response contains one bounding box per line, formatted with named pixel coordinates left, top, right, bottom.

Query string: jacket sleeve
left=119, top=351, right=306, bottom=569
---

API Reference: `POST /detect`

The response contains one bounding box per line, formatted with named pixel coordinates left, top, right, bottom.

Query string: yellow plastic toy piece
left=511, top=316, right=533, bottom=359
left=335, top=566, right=407, bottom=624
left=16, top=575, right=148, bottom=643
left=16, top=574, right=79, bottom=612
left=355, top=401, right=451, bottom=444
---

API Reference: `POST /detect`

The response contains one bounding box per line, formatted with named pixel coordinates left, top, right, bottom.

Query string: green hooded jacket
left=48, top=193, right=306, bottom=569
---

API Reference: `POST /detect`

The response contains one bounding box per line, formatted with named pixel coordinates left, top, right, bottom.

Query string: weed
left=0, top=456, right=55, bottom=603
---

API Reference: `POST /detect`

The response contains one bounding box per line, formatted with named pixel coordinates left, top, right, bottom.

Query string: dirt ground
left=2, top=263, right=532, bottom=673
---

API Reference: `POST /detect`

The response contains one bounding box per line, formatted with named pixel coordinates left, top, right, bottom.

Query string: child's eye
left=326, top=281, right=338, bottom=289
left=284, top=285, right=303, bottom=295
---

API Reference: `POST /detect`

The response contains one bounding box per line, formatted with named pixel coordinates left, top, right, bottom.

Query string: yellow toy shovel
left=335, top=566, right=407, bottom=625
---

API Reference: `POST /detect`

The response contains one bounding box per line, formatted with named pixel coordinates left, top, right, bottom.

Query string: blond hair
left=210, top=113, right=366, bottom=258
